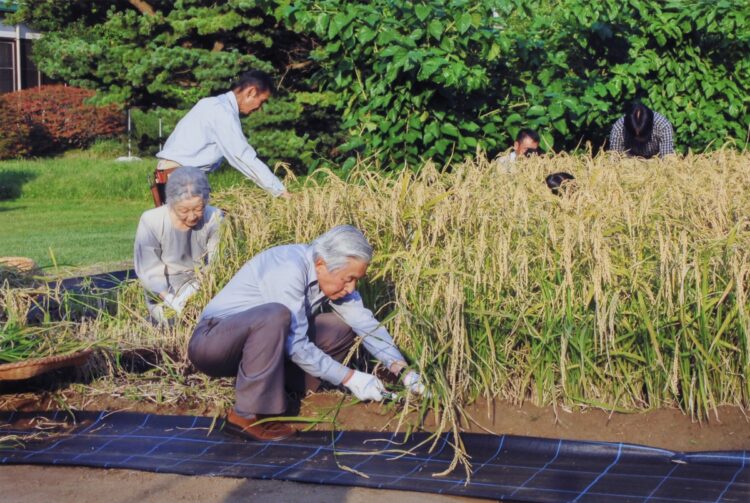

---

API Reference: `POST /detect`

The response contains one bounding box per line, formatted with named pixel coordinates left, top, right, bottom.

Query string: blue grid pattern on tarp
left=0, top=411, right=747, bottom=502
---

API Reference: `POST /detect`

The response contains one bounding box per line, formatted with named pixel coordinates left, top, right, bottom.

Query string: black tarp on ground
left=26, top=269, right=136, bottom=323
left=51, top=269, right=135, bottom=291
left=0, top=411, right=747, bottom=502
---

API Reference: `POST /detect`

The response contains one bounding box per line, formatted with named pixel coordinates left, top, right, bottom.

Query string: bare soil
left=1, top=465, right=478, bottom=503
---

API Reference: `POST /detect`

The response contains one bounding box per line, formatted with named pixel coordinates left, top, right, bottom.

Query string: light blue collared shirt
left=199, top=244, right=406, bottom=384
left=157, top=91, right=286, bottom=196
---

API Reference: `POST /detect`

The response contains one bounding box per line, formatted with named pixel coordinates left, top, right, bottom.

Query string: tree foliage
left=286, top=0, right=750, bottom=166
left=519, top=0, right=750, bottom=151
left=8, top=0, right=342, bottom=171
left=285, top=0, right=523, bottom=167
left=9, top=0, right=750, bottom=169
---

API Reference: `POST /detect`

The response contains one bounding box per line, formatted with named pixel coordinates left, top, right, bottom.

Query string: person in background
left=188, top=225, right=425, bottom=442
left=545, top=172, right=576, bottom=196
left=495, top=128, right=541, bottom=172
left=608, top=102, right=675, bottom=158
left=135, top=167, right=222, bottom=324
left=150, top=69, right=290, bottom=206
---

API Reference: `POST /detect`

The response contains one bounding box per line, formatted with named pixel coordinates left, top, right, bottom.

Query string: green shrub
left=85, top=138, right=130, bottom=159
left=287, top=0, right=514, bottom=167
left=286, top=0, right=750, bottom=167
left=130, top=108, right=185, bottom=156
left=514, top=0, right=750, bottom=152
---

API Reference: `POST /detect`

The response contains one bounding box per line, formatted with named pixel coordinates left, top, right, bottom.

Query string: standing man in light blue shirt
left=188, top=225, right=425, bottom=442
left=151, top=70, right=290, bottom=205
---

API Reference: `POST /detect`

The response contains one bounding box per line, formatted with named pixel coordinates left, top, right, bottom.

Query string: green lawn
left=0, top=199, right=149, bottom=269
left=0, top=151, right=250, bottom=271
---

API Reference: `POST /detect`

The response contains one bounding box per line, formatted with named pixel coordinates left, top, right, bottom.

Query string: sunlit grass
left=0, top=199, right=148, bottom=269
left=0, top=151, right=270, bottom=268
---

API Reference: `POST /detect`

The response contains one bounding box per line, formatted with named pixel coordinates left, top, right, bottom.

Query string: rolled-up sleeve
left=259, top=270, right=350, bottom=385
left=134, top=215, right=168, bottom=295
left=208, top=110, right=286, bottom=196
left=332, top=292, right=405, bottom=369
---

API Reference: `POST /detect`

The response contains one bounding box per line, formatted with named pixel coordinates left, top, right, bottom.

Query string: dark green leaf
left=441, top=123, right=460, bottom=137
left=457, top=13, right=472, bottom=34
left=527, top=105, right=546, bottom=117
left=428, top=19, right=443, bottom=40
left=328, top=13, right=352, bottom=38
left=357, top=27, right=377, bottom=44
left=415, top=5, right=431, bottom=22
left=553, top=119, right=568, bottom=134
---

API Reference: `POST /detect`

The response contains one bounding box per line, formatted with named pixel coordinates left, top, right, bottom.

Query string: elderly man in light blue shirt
left=152, top=70, right=289, bottom=205
left=188, top=225, right=424, bottom=442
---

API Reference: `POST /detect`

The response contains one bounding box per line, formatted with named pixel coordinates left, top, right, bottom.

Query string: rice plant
left=206, top=150, right=748, bottom=415
left=3, top=149, right=749, bottom=475
left=0, top=320, right=103, bottom=363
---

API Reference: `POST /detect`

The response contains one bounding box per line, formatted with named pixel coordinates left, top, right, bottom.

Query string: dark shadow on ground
left=0, top=170, right=36, bottom=201
left=0, top=205, right=25, bottom=212
left=0, top=348, right=178, bottom=399
left=0, top=358, right=98, bottom=396
left=24, top=270, right=135, bottom=324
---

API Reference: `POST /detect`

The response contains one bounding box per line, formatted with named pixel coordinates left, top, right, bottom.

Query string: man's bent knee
left=261, top=302, right=292, bottom=329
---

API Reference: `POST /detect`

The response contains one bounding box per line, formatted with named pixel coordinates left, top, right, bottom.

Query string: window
left=21, top=39, right=39, bottom=88
left=0, top=40, right=15, bottom=93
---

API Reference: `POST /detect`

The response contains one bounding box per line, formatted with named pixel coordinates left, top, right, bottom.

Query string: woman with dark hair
left=609, top=102, right=675, bottom=158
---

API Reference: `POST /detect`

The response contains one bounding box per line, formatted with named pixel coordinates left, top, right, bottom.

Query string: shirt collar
left=224, top=90, right=239, bottom=115
left=304, top=245, right=319, bottom=289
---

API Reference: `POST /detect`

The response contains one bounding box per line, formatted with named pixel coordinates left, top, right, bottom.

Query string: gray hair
left=165, top=167, right=211, bottom=206
left=311, top=225, right=373, bottom=271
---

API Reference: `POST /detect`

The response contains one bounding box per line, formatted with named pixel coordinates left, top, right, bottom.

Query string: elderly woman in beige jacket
left=134, top=167, right=222, bottom=324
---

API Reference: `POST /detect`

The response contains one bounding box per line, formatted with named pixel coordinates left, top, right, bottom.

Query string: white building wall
left=0, top=21, right=41, bottom=40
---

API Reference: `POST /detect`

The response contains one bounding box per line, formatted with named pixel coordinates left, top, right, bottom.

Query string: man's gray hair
left=311, top=225, right=373, bottom=271
left=165, top=167, right=211, bottom=206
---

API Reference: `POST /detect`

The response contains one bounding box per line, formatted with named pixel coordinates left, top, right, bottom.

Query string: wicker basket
left=0, top=256, right=37, bottom=273
left=0, top=349, right=93, bottom=381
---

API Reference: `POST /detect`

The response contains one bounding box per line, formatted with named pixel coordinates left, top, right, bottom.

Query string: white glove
left=403, top=370, right=425, bottom=395
left=172, top=281, right=199, bottom=311
left=162, top=293, right=178, bottom=311
left=344, top=370, right=385, bottom=402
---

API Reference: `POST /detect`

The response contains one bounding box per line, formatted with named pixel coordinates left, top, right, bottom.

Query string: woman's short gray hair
left=165, top=167, right=211, bottom=206
left=311, top=225, right=373, bottom=271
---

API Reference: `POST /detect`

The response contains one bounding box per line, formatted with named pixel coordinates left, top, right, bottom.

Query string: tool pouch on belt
left=150, top=168, right=174, bottom=207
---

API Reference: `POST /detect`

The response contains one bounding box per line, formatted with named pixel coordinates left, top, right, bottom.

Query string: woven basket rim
left=0, top=349, right=93, bottom=380
left=0, top=256, right=37, bottom=272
